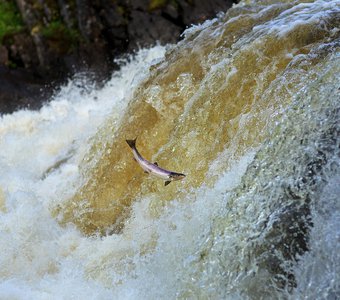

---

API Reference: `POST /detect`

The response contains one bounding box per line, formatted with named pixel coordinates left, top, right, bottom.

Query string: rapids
left=0, top=0, right=339, bottom=299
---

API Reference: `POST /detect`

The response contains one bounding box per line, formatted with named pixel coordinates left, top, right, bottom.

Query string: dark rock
left=255, top=201, right=312, bottom=290
left=163, top=2, right=180, bottom=20
left=127, top=10, right=182, bottom=50
left=129, top=0, right=149, bottom=10
left=0, top=46, right=8, bottom=65
left=178, top=0, right=232, bottom=25
left=76, top=0, right=103, bottom=43
left=57, top=0, right=76, bottom=29
left=0, top=0, right=237, bottom=114
left=0, top=66, right=56, bottom=114
left=4, top=33, right=38, bottom=69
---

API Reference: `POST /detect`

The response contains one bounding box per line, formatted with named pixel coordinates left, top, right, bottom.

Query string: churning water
left=0, top=0, right=339, bottom=299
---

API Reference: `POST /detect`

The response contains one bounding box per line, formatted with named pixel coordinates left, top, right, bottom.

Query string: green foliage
left=0, top=1, right=24, bottom=43
left=41, top=20, right=80, bottom=51
left=149, top=0, right=180, bottom=11
left=7, top=60, right=17, bottom=68
left=41, top=21, right=65, bottom=38
left=149, top=0, right=168, bottom=10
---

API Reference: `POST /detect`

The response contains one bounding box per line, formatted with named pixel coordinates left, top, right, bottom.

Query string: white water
left=0, top=55, right=256, bottom=297
left=0, top=47, right=173, bottom=299
left=1, top=1, right=340, bottom=299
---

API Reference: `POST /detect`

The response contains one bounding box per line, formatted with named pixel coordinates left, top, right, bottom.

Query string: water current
left=0, top=0, right=339, bottom=299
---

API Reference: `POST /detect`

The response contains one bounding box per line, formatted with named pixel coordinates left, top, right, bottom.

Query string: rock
left=127, top=10, right=182, bottom=50
left=4, top=33, right=38, bottom=69
left=0, top=46, right=8, bottom=65
left=0, top=0, right=236, bottom=114
left=0, top=66, right=56, bottom=114
left=255, top=200, right=312, bottom=290
left=178, top=0, right=233, bottom=25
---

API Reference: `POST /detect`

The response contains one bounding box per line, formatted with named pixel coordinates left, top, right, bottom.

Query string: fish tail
left=126, top=138, right=137, bottom=149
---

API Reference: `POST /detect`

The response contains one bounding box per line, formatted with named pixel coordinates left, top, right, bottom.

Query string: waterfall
left=0, top=0, right=339, bottom=298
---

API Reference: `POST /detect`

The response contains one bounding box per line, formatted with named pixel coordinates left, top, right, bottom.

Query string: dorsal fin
left=154, top=162, right=158, bottom=166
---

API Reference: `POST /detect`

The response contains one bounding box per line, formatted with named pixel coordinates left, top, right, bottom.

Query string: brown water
left=0, top=0, right=339, bottom=298
left=61, top=0, right=340, bottom=238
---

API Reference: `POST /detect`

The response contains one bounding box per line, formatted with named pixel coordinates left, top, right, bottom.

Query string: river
left=0, top=0, right=339, bottom=299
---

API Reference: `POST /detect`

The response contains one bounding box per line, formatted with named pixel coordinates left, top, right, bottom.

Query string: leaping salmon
left=126, top=138, right=186, bottom=186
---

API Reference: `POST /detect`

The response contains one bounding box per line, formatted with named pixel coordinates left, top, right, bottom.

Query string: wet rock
left=0, top=46, right=8, bottom=65
left=127, top=10, right=182, bottom=50
left=178, top=0, right=232, bottom=25
left=4, top=33, right=38, bottom=69
left=0, top=0, right=236, bottom=114
left=255, top=201, right=312, bottom=290
left=0, top=66, right=55, bottom=114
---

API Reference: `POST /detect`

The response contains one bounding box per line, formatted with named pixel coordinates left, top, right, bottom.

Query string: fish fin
left=144, top=171, right=149, bottom=174
left=154, top=162, right=158, bottom=166
left=126, top=137, right=137, bottom=149
left=165, top=181, right=171, bottom=186
left=133, top=157, right=137, bottom=162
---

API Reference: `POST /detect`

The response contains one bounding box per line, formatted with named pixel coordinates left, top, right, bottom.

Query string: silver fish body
left=126, top=138, right=186, bottom=186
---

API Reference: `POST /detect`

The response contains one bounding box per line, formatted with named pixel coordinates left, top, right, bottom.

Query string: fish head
left=170, top=172, right=186, bottom=181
